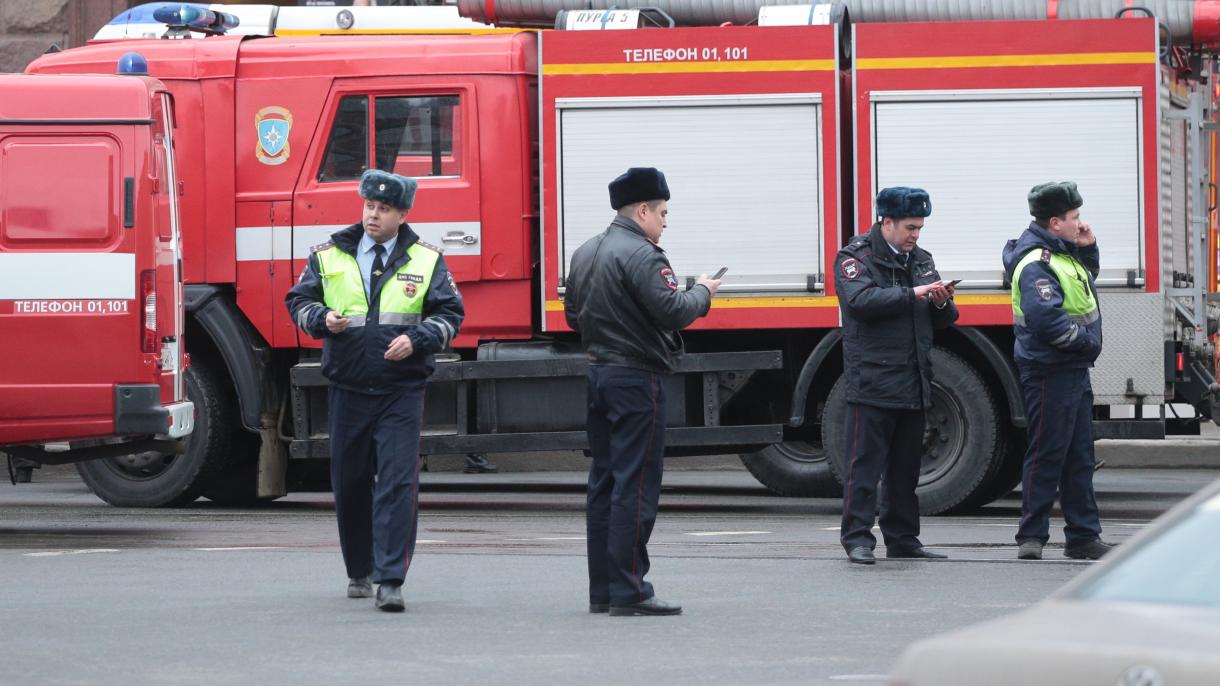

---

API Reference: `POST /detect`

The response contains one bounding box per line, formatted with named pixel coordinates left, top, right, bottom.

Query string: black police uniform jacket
left=835, top=225, right=959, bottom=410
left=564, top=216, right=712, bottom=374
left=1001, top=222, right=1102, bottom=369
left=285, top=223, right=465, bottom=393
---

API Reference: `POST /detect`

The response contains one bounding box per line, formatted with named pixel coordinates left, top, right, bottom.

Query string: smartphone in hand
left=713, top=267, right=729, bottom=280
left=947, top=279, right=963, bottom=287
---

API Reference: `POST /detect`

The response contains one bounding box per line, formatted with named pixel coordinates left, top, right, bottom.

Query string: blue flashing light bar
left=108, top=3, right=208, bottom=25
left=151, top=4, right=240, bottom=34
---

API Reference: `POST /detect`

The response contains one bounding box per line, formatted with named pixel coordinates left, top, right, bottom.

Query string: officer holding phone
left=834, top=186, right=958, bottom=565
left=564, top=167, right=721, bottom=616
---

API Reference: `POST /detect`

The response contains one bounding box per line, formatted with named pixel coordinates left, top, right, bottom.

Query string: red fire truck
left=21, top=2, right=1220, bottom=510
left=0, top=69, right=193, bottom=482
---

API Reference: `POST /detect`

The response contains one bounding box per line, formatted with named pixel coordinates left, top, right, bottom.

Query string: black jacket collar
left=331, top=222, right=420, bottom=267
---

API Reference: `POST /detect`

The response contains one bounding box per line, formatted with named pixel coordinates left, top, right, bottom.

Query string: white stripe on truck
left=0, top=253, right=136, bottom=299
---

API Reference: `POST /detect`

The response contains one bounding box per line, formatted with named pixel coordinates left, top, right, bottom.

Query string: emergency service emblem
left=1035, top=278, right=1054, bottom=300
left=255, top=106, right=293, bottom=166
left=841, top=258, right=861, bottom=280
left=660, top=268, right=678, bottom=291
left=403, top=282, right=418, bottom=297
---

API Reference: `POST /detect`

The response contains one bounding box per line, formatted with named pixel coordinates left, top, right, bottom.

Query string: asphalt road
left=1, top=467, right=1215, bottom=685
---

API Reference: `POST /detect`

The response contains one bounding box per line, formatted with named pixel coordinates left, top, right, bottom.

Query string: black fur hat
left=1028, top=181, right=1083, bottom=220
left=876, top=187, right=932, bottom=219
left=360, top=169, right=417, bottom=210
left=609, top=167, right=671, bottom=210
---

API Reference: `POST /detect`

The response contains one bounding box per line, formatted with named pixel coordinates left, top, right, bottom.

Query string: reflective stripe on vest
left=315, top=241, right=439, bottom=327
left=1010, top=249, right=1098, bottom=328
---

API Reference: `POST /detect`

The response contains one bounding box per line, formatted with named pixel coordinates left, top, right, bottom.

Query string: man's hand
left=695, top=274, right=722, bottom=296
left=913, top=281, right=947, bottom=301
left=325, top=310, right=351, bottom=334
left=385, top=334, right=414, bottom=361
left=1075, top=222, right=1096, bottom=247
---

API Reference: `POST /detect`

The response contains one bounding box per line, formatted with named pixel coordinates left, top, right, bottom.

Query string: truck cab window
left=374, top=95, right=461, bottom=178
left=318, top=95, right=368, bottom=182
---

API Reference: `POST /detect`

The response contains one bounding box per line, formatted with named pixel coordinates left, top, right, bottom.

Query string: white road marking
left=535, top=536, right=586, bottom=541
left=194, top=546, right=286, bottom=551
left=685, top=531, right=772, bottom=537
left=828, top=675, right=890, bottom=682
left=24, top=549, right=119, bottom=557
left=417, top=539, right=447, bottom=544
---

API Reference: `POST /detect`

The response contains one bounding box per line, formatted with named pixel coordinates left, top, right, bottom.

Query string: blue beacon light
left=116, top=51, right=150, bottom=76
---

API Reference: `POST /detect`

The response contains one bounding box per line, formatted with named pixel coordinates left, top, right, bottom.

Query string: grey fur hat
left=1028, top=181, right=1083, bottom=220
left=360, top=169, right=417, bottom=210
left=876, top=187, right=932, bottom=219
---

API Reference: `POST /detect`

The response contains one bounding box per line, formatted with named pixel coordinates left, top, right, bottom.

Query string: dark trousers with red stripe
left=585, top=365, right=666, bottom=606
left=328, top=383, right=425, bottom=585
left=840, top=403, right=925, bottom=552
left=1016, top=366, right=1102, bottom=545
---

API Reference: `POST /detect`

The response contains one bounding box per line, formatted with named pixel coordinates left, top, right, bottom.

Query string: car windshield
left=1073, top=490, right=1220, bottom=607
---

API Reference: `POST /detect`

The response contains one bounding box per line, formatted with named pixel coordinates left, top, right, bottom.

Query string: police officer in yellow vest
left=286, top=169, right=464, bottom=611
left=1002, top=181, right=1113, bottom=562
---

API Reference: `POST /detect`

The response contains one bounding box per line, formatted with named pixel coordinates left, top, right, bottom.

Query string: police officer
left=285, top=169, right=464, bottom=611
left=564, top=167, right=720, bottom=616
left=835, top=187, right=958, bottom=565
left=1002, top=182, right=1113, bottom=561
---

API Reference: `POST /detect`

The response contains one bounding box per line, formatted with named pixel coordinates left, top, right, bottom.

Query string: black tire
left=981, top=428, right=1026, bottom=503
left=75, top=359, right=232, bottom=507
left=822, top=347, right=1004, bottom=515
left=740, top=440, right=842, bottom=498
left=204, top=423, right=264, bottom=505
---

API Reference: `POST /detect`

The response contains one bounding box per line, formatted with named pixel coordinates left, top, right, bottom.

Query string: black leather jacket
left=564, top=217, right=712, bottom=373
left=835, top=226, right=958, bottom=409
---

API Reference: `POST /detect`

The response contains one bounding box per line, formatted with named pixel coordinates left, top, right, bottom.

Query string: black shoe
left=609, top=596, right=682, bottom=616
left=347, top=576, right=373, bottom=598
left=1065, top=539, right=1115, bottom=560
left=886, top=546, right=948, bottom=559
left=464, top=453, right=498, bottom=474
left=1017, top=540, right=1044, bottom=560
left=375, top=583, right=405, bottom=612
left=847, top=546, right=875, bottom=565
left=589, top=602, right=609, bottom=614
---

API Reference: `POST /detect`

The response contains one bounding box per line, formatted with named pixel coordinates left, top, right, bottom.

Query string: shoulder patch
left=840, top=257, right=862, bottom=280
left=660, top=267, right=679, bottom=291
left=1039, top=248, right=1052, bottom=263
left=1034, top=278, right=1055, bottom=300
left=414, top=239, right=444, bottom=254
left=310, top=241, right=334, bottom=253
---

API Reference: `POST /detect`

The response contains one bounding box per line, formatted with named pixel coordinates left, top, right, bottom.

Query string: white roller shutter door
left=873, top=91, right=1144, bottom=287
left=557, top=96, right=824, bottom=292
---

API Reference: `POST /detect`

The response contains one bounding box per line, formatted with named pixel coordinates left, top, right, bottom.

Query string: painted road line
left=685, top=531, right=772, bottom=536
left=24, top=549, right=119, bottom=557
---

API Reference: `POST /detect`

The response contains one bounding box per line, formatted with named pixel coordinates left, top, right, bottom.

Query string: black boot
left=464, top=453, right=498, bottom=474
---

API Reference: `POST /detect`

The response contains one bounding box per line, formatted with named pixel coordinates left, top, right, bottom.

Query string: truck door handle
left=442, top=232, right=478, bottom=246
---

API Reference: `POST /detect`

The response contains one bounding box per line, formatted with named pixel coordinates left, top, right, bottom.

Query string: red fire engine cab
left=0, top=65, right=193, bottom=481
left=21, top=1, right=1220, bottom=510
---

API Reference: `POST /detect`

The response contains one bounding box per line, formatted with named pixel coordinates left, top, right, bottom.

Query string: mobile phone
left=713, top=267, right=729, bottom=280
left=947, top=279, right=963, bottom=287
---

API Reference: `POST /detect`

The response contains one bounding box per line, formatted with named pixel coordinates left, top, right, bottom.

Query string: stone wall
left=0, top=0, right=73, bottom=74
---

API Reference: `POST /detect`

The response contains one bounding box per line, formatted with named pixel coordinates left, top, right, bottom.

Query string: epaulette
left=415, top=239, right=444, bottom=254
left=1039, top=248, right=1052, bottom=263
left=310, top=241, right=334, bottom=253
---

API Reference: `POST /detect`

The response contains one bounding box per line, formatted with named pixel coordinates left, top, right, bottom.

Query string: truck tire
left=822, top=347, right=1004, bottom=515
left=740, top=440, right=842, bottom=497
left=75, top=359, right=231, bottom=507
left=982, top=428, right=1026, bottom=503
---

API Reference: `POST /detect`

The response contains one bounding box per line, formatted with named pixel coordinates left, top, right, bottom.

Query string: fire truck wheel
left=75, top=359, right=232, bottom=507
left=202, top=435, right=261, bottom=506
left=822, top=348, right=1005, bottom=515
left=739, top=440, right=842, bottom=497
